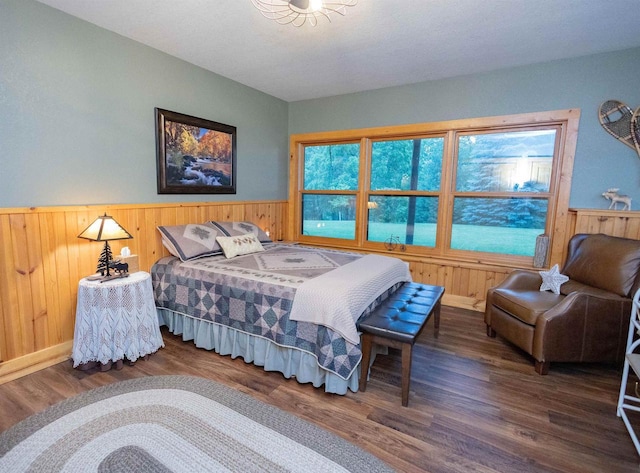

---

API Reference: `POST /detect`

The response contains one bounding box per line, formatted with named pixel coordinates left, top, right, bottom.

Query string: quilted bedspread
left=151, top=244, right=404, bottom=379
left=289, top=253, right=412, bottom=345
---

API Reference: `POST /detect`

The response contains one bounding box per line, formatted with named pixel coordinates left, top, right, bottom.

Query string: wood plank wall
left=0, top=203, right=636, bottom=384
left=325, top=208, right=640, bottom=313
left=571, top=208, right=640, bottom=238
left=0, top=201, right=286, bottom=383
left=405, top=257, right=512, bottom=312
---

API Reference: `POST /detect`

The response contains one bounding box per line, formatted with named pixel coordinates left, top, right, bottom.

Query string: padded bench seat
left=358, top=282, right=445, bottom=406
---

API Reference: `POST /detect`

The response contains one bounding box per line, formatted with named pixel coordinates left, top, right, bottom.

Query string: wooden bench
left=358, top=282, right=445, bottom=406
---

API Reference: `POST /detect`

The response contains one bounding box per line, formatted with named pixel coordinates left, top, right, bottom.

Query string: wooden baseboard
left=0, top=341, right=73, bottom=385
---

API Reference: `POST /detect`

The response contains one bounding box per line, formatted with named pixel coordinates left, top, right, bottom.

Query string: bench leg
left=433, top=299, right=441, bottom=338
left=535, top=360, right=550, bottom=375
left=401, top=342, right=413, bottom=407
left=360, top=333, right=373, bottom=392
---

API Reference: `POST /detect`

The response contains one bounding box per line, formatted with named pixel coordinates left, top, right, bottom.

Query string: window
left=301, top=142, right=359, bottom=240
left=451, top=129, right=557, bottom=257
left=367, top=137, right=443, bottom=248
left=289, top=110, right=579, bottom=267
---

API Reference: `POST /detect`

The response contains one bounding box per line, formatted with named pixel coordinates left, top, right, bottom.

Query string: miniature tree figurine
left=96, top=242, right=114, bottom=276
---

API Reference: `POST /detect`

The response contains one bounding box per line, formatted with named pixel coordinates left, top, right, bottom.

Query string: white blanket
left=288, top=254, right=412, bottom=345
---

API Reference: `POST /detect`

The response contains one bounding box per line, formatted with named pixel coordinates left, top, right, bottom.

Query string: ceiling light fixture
left=251, top=0, right=357, bottom=27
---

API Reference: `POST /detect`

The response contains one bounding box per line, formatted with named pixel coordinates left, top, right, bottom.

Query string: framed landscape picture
left=155, top=108, right=237, bottom=194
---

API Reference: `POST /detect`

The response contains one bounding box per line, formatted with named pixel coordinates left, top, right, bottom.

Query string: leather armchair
left=485, top=233, right=640, bottom=374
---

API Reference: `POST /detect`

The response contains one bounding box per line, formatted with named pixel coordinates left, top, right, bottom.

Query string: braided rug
left=0, top=376, right=393, bottom=473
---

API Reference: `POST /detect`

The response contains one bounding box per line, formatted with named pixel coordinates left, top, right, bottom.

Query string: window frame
left=298, top=140, right=362, bottom=245
left=444, top=124, right=563, bottom=266
left=288, top=109, right=580, bottom=268
left=366, top=133, right=446, bottom=253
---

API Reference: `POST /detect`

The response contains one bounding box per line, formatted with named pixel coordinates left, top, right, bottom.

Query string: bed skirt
left=157, top=308, right=360, bottom=395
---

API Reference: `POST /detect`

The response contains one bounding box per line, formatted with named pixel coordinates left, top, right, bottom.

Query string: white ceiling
left=35, top=0, right=640, bottom=102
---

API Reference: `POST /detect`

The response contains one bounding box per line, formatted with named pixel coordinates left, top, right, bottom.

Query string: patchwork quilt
left=151, top=244, right=404, bottom=379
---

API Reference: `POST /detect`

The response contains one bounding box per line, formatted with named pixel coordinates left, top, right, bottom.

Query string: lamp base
left=85, top=272, right=130, bottom=283
left=85, top=274, right=105, bottom=282
left=99, top=273, right=130, bottom=283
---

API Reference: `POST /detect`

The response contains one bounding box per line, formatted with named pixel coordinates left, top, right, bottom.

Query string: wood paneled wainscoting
left=1, top=203, right=636, bottom=384
left=0, top=201, right=286, bottom=384
left=399, top=209, right=640, bottom=313
left=395, top=209, right=640, bottom=313
left=570, top=208, right=640, bottom=239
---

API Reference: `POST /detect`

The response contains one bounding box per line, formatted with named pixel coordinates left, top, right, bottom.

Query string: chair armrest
left=533, top=291, right=630, bottom=362
left=485, top=270, right=544, bottom=327
left=491, top=269, right=542, bottom=292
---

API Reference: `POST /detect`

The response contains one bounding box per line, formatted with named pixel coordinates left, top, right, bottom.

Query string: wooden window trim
left=288, top=109, right=580, bottom=269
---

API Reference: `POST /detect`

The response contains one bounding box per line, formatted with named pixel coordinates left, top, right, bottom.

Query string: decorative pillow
left=208, top=221, right=272, bottom=243
left=216, top=234, right=265, bottom=259
left=539, top=264, right=569, bottom=295
left=157, top=223, right=221, bottom=261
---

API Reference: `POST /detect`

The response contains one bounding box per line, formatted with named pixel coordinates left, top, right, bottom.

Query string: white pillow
left=539, top=264, right=569, bottom=295
left=216, top=234, right=265, bottom=259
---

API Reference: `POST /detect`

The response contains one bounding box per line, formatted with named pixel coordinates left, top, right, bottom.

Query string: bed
left=150, top=221, right=411, bottom=394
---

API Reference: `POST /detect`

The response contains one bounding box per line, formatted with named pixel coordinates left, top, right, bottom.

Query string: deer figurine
left=602, top=188, right=632, bottom=210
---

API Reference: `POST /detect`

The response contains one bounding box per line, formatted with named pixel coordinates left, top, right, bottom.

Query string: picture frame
left=155, top=108, right=237, bottom=194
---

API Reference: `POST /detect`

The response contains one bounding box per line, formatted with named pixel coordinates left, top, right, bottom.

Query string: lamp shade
left=78, top=214, right=132, bottom=242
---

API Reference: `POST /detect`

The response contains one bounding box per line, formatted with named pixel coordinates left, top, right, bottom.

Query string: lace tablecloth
left=72, top=271, right=164, bottom=368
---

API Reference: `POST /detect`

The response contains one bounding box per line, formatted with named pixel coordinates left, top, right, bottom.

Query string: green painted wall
left=289, top=48, right=640, bottom=209
left=0, top=0, right=289, bottom=207
left=3, top=0, right=640, bottom=211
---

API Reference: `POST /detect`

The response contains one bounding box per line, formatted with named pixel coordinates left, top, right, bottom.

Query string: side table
left=72, top=271, right=164, bottom=371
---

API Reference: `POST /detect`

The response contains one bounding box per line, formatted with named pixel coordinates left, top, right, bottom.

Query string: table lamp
left=78, top=213, right=133, bottom=278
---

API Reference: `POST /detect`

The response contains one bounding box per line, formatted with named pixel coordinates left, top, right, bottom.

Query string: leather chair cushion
left=562, top=234, right=640, bottom=297
left=491, top=288, right=563, bottom=325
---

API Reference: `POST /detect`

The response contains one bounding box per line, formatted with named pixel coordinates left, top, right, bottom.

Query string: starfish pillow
left=539, top=264, right=569, bottom=295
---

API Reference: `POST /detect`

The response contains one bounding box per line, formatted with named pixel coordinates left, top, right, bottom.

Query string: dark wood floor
left=1, top=305, right=639, bottom=472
